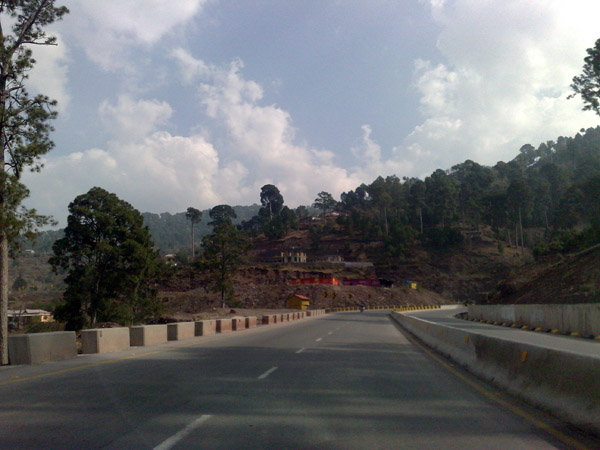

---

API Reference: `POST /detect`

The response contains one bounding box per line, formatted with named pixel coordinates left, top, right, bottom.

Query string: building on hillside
left=280, top=251, right=307, bottom=264
left=290, top=277, right=339, bottom=286
left=7, top=309, right=53, bottom=328
left=287, top=294, right=310, bottom=310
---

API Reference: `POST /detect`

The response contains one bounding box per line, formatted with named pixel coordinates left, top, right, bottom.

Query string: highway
left=0, top=311, right=594, bottom=449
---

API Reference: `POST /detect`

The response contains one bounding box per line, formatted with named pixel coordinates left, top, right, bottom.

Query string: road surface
left=0, top=311, right=595, bottom=449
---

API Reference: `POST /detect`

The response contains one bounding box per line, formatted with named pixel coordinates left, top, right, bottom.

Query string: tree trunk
left=191, top=222, right=195, bottom=260
left=419, top=207, right=423, bottom=234
left=0, top=232, right=7, bottom=365
left=519, top=208, right=525, bottom=254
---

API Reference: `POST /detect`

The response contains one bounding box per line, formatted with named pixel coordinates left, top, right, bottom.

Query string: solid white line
left=153, top=414, right=212, bottom=450
left=316, top=337, right=322, bottom=342
left=258, top=366, right=278, bottom=379
left=296, top=348, right=306, bottom=354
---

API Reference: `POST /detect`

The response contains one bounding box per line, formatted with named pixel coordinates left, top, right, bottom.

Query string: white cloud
left=28, top=33, right=71, bottom=113
left=99, top=95, right=173, bottom=142
left=399, top=0, right=600, bottom=172
left=63, top=0, right=207, bottom=71
left=172, top=49, right=361, bottom=206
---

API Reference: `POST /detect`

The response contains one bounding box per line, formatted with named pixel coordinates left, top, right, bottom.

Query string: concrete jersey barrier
left=130, top=324, right=168, bottom=347
left=167, top=322, right=195, bottom=341
left=82, top=327, right=130, bottom=354
left=195, top=320, right=216, bottom=336
left=468, top=304, right=600, bottom=336
left=390, top=310, right=600, bottom=435
left=216, top=318, right=232, bottom=333
left=8, top=331, right=77, bottom=365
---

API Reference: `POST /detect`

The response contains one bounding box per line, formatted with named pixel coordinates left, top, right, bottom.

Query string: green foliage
left=259, top=184, right=284, bottom=219
left=11, top=273, right=27, bottom=291
left=313, top=191, right=338, bottom=214
left=425, top=227, right=464, bottom=250
left=0, top=1, right=68, bottom=253
left=209, top=204, right=236, bottom=226
left=533, top=226, right=600, bottom=259
left=200, top=222, right=250, bottom=307
left=50, top=187, right=162, bottom=330
left=569, top=38, right=600, bottom=116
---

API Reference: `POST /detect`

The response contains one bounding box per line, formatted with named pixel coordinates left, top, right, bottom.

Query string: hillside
left=488, top=246, right=600, bottom=304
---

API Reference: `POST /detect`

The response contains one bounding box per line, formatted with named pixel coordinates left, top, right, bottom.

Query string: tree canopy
left=569, top=38, right=600, bottom=117
left=209, top=204, right=237, bottom=226
left=185, top=207, right=202, bottom=259
left=50, top=187, right=161, bottom=330
left=201, top=222, right=250, bottom=308
left=0, top=0, right=68, bottom=364
left=313, top=191, right=337, bottom=215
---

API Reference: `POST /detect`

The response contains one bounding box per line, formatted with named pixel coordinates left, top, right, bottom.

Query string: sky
left=15, top=0, right=600, bottom=226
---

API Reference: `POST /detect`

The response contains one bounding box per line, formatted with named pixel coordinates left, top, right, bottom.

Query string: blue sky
left=16, top=0, right=600, bottom=225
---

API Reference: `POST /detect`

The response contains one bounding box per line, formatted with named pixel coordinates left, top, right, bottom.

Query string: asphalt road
left=0, top=312, right=593, bottom=449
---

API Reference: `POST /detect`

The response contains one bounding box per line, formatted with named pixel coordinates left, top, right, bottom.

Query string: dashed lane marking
left=153, top=414, right=213, bottom=450
left=257, top=366, right=278, bottom=380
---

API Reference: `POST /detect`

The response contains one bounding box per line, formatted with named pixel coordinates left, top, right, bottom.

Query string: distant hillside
left=142, top=204, right=260, bottom=253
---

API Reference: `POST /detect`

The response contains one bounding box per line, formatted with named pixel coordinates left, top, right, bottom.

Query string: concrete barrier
left=81, top=327, right=130, bottom=354
left=468, top=304, right=600, bottom=336
left=8, top=331, right=77, bottom=365
left=167, top=322, right=195, bottom=341
left=390, top=311, right=600, bottom=435
left=195, top=320, right=216, bottom=336
left=245, top=316, right=257, bottom=329
left=262, top=315, right=275, bottom=325
left=280, top=314, right=287, bottom=322
left=130, top=324, right=168, bottom=347
left=232, top=317, right=245, bottom=331
left=216, top=318, right=232, bottom=333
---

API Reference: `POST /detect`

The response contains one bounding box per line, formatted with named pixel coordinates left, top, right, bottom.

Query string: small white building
left=7, top=309, right=53, bottom=327
left=281, top=251, right=307, bottom=263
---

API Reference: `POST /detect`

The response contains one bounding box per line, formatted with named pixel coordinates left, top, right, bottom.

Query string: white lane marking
left=296, top=348, right=306, bottom=354
left=327, top=332, right=333, bottom=335
left=316, top=337, right=322, bottom=342
left=153, top=414, right=212, bottom=450
left=258, top=366, right=278, bottom=380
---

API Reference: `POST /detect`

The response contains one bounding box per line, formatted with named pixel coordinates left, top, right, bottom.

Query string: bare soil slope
left=488, top=248, right=600, bottom=304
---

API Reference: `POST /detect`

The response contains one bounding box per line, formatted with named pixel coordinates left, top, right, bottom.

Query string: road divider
left=8, top=331, right=77, bottom=365
left=195, top=319, right=216, bottom=336
left=81, top=327, right=130, bottom=354
left=468, top=304, right=600, bottom=338
left=6, top=309, right=327, bottom=365
left=131, top=324, right=168, bottom=347
left=167, top=322, right=195, bottom=341
left=390, top=310, right=600, bottom=435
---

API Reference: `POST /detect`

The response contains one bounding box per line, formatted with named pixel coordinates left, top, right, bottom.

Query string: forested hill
left=141, top=205, right=260, bottom=253
left=333, top=125, right=600, bottom=259
left=27, top=125, right=600, bottom=256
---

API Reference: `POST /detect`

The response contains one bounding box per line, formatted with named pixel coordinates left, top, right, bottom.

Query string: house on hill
left=281, top=251, right=307, bottom=263
left=287, top=294, right=310, bottom=310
